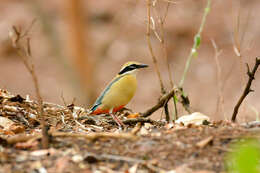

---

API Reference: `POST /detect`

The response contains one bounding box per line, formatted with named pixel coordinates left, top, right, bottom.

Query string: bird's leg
left=109, top=109, right=125, bottom=129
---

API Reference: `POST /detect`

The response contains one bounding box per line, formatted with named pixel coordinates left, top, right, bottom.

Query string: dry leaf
left=176, top=112, right=210, bottom=126
left=140, top=126, right=149, bottom=135
left=127, top=164, right=138, bottom=173
left=0, top=116, right=15, bottom=130
left=144, top=123, right=153, bottom=129
left=71, top=154, right=83, bottom=163
left=9, top=124, right=25, bottom=134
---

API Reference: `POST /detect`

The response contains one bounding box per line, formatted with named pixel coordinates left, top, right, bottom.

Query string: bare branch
left=146, top=0, right=166, bottom=94
left=232, top=57, right=260, bottom=122
left=211, top=40, right=226, bottom=119
left=9, top=23, right=49, bottom=149
left=141, top=87, right=176, bottom=117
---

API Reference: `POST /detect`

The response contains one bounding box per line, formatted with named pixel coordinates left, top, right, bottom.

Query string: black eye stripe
left=118, top=64, right=137, bottom=75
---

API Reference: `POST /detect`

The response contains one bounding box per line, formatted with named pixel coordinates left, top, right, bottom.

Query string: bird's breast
left=101, top=74, right=137, bottom=109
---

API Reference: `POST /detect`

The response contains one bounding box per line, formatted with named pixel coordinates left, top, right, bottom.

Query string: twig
left=179, top=0, right=211, bottom=87
left=177, top=87, right=191, bottom=113
left=131, top=123, right=142, bottom=135
left=141, top=87, right=176, bottom=117
left=5, top=131, right=138, bottom=145
left=149, top=1, right=178, bottom=121
left=74, top=119, right=92, bottom=131
left=9, top=23, right=49, bottom=149
left=52, top=132, right=137, bottom=140
left=123, top=117, right=165, bottom=126
left=6, top=134, right=41, bottom=145
left=87, top=153, right=145, bottom=164
left=157, top=2, right=178, bottom=120
left=211, top=40, right=225, bottom=119
left=231, top=57, right=260, bottom=122
left=232, top=2, right=252, bottom=89
left=164, top=102, right=170, bottom=122
left=20, top=19, right=37, bottom=39
left=146, top=0, right=166, bottom=94
left=232, top=4, right=253, bottom=119
left=155, top=3, right=173, bottom=87
left=84, top=153, right=164, bottom=172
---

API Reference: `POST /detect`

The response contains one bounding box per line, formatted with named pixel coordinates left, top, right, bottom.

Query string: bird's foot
left=110, top=113, right=126, bottom=130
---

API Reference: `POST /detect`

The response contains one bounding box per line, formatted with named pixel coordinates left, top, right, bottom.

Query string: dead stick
left=6, top=134, right=41, bottom=144
left=52, top=132, right=137, bottom=141
left=123, top=117, right=164, bottom=126
left=5, top=131, right=137, bottom=144
left=231, top=57, right=260, bottom=122
left=141, top=87, right=176, bottom=117
left=146, top=0, right=166, bottom=94
left=10, top=25, right=49, bottom=148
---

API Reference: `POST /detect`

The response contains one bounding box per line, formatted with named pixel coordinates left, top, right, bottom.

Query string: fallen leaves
left=0, top=89, right=259, bottom=173
left=0, top=116, right=15, bottom=130
left=0, top=116, right=25, bottom=135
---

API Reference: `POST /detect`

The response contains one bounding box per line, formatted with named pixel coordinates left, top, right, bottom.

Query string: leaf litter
left=0, top=89, right=259, bottom=173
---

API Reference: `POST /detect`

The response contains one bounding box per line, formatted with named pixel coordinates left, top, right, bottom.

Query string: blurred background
left=0, top=0, right=260, bottom=121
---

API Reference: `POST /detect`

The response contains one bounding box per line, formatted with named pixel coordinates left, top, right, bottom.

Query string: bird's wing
left=90, top=75, right=123, bottom=112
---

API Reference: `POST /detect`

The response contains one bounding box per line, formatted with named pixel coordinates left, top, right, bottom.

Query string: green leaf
left=225, top=139, right=260, bottom=173
left=194, top=34, right=201, bottom=48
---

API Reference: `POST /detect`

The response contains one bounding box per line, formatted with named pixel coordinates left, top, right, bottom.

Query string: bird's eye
left=130, top=64, right=138, bottom=68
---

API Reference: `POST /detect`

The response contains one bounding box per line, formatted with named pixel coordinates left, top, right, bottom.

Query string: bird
left=88, top=61, right=148, bottom=128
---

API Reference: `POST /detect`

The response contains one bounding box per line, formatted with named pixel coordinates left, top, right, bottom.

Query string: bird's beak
left=137, top=64, right=148, bottom=69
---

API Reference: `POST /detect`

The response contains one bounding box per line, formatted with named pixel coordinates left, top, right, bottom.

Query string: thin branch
left=211, top=40, right=225, bottom=119
left=9, top=24, right=49, bottom=149
left=5, top=131, right=138, bottom=145
left=84, top=153, right=165, bottom=172
left=158, top=3, right=178, bottom=120
left=146, top=0, right=166, bottom=94
left=232, top=2, right=253, bottom=88
left=232, top=57, right=260, bottom=122
left=162, top=2, right=170, bottom=24
left=141, top=87, right=176, bottom=117
left=178, top=87, right=191, bottom=113
left=20, top=19, right=37, bottom=39
left=152, top=2, right=173, bottom=87
left=151, top=1, right=178, bottom=120
left=123, top=117, right=164, bottom=126
left=52, top=131, right=137, bottom=140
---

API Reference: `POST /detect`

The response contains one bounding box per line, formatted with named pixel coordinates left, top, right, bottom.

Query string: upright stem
left=179, top=0, right=211, bottom=87
left=146, top=0, right=166, bottom=94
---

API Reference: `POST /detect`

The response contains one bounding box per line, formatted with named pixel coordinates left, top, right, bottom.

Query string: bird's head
left=118, top=61, right=148, bottom=76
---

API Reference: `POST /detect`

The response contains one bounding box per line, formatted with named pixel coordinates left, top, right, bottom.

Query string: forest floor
left=1, top=89, right=260, bottom=173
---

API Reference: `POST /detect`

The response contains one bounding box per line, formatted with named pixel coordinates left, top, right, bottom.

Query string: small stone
left=72, top=154, right=83, bottom=163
